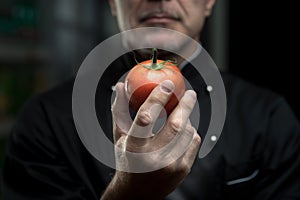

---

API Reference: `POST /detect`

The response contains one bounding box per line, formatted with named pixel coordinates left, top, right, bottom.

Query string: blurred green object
left=0, top=67, right=34, bottom=118
left=0, top=0, right=38, bottom=38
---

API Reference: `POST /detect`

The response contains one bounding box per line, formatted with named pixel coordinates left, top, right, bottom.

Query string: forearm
left=100, top=174, right=164, bottom=200
left=100, top=175, right=137, bottom=200
left=100, top=176, right=125, bottom=200
left=106, top=83, right=200, bottom=200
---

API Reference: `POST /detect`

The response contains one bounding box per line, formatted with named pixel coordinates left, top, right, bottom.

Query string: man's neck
left=133, top=41, right=199, bottom=67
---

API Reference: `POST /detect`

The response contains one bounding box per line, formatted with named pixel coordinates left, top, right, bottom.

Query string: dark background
left=227, top=2, right=299, bottom=120
left=0, top=0, right=299, bottom=198
left=203, top=1, right=299, bottom=120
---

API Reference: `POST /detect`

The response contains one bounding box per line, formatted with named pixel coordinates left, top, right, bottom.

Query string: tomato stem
left=152, top=48, right=157, bottom=64
left=150, top=48, right=163, bottom=70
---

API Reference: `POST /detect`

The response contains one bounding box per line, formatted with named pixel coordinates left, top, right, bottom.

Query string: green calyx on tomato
left=136, top=48, right=175, bottom=71
left=125, top=48, right=186, bottom=115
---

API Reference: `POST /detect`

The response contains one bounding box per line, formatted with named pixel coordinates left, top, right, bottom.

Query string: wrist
left=101, top=173, right=164, bottom=200
left=100, top=174, right=134, bottom=200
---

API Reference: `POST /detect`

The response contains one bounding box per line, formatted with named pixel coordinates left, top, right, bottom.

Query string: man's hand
left=101, top=80, right=201, bottom=200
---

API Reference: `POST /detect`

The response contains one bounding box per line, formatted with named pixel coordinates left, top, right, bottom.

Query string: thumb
left=111, top=82, right=132, bottom=142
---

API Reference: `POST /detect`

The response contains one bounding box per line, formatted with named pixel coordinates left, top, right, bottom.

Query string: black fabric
left=2, top=54, right=300, bottom=200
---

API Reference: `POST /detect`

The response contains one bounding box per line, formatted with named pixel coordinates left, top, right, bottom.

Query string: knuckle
left=185, top=126, right=195, bottom=135
left=148, top=92, right=169, bottom=106
left=180, top=162, right=191, bottom=175
left=169, top=119, right=182, bottom=134
left=168, top=162, right=190, bottom=176
left=163, top=163, right=177, bottom=174
left=136, top=109, right=152, bottom=127
left=194, top=134, right=201, bottom=145
left=114, top=135, right=126, bottom=150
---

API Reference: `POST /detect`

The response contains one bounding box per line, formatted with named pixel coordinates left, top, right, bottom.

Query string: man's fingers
left=183, top=130, right=201, bottom=169
left=111, top=82, right=132, bottom=142
left=127, top=80, right=174, bottom=144
left=155, top=90, right=197, bottom=145
left=147, top=122, right=197, bottom=169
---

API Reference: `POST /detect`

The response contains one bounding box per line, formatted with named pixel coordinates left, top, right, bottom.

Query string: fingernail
left=186, top=90, right=197, bottom=100
left=160, top=80, right=174, bottom=93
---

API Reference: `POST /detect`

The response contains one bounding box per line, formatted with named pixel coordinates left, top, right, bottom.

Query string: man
left=2, top=1, right=300, bottom=200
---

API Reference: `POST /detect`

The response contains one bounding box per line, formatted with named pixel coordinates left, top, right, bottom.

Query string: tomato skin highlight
left=125, top=59, right=185, bottom=115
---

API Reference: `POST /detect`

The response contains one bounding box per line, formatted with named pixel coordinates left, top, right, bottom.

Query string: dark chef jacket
left=2, top=54, right=300, bottom=200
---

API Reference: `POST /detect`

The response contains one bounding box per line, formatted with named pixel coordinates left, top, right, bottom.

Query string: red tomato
left=125, top=50, right=185, bottom=115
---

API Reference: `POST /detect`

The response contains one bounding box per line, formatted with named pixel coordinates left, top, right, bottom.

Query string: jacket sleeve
left=255, top=98, right=300, bottom=200
left=1, top=96, right=100, bottom=200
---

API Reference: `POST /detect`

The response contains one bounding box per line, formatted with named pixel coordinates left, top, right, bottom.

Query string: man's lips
left=139, top=13, right=180, bottom=24
left=142, top=17, right=177, bottom=24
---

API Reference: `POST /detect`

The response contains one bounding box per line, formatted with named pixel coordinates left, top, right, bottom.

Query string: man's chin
left=123, top=27, right=189, bottom=52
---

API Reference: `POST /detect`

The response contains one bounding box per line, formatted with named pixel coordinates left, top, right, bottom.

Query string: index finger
left=127, top=80, right=175, bottom=144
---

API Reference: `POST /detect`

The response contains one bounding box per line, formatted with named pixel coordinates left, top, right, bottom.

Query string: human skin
left=109, top=0, right=215, bottom=42
left=102, top=81, right=200, bottom=200
left=109, top=0, right=215, bottom=61
left=101, top=1, right=215, bottom=199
